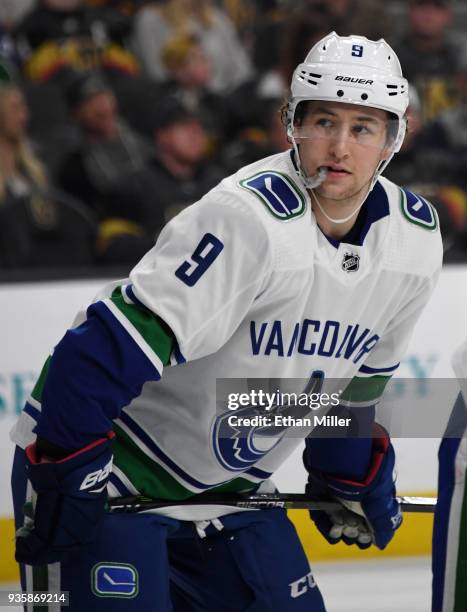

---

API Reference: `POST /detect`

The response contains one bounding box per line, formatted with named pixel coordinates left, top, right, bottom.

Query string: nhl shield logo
left=342, top=252, right=360, bottom=272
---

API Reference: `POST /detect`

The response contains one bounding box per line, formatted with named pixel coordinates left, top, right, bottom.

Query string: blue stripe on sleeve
left=173, top=344, right=186, bottom=365
left=23, top=401, right=41, bottom=423
left=109, top=472, right=135, bottom=497
left=34, top=300, right=161, bottom=450
left=119, top=411, right=222, bottom=491
left=358, top=363, right=399, bottom=375
left=245, top=466, right=272, bottom=480
left=126, top=284, right=146, bottom=309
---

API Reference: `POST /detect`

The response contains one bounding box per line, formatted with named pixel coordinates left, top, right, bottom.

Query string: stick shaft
left=108, top=493, right=436, bottom=514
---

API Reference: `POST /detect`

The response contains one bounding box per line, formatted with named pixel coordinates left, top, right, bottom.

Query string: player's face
left=409, top=1, right=451, bottom=38
left=175, top=46, right=212, bottom=87
left=75, top=91, right=118, bottom=139
left=294, top=101, right=392, bottom=201
left=158, top=119, right=207, bottom=164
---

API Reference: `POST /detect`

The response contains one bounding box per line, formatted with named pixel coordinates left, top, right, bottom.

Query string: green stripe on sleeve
left=113, top=424, right=194, bottom=500
left=110, top=287, right=174, bottom=367
left=31, top=287, right=176, bottom=404
left=30, top=356, right=52, bottom=402
left=340, top=375, right=392, bottom=404
left=113, top=424, right=258, bottom=500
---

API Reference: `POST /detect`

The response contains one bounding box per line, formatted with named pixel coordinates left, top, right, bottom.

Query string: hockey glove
left=15, top=431, right=115, bottom=565
left=304, top=425, right=402, bottom=550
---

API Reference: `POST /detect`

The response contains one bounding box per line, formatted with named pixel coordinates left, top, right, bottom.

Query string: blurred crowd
left=0, top=0, right=467, bottom=274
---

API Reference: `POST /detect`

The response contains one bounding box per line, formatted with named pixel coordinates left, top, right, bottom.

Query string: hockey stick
left=108, top=493, right=436, bottom=514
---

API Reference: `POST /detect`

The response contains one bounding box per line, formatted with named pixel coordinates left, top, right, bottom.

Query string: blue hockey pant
left=12, top=445, right=326, bottom=611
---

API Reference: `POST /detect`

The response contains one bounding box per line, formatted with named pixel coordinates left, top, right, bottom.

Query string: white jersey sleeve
left=358, top=272, right=440, bottom=376
left=353, top=177, right=443, bottom=378
left=130, top=189, right=273, bottom=361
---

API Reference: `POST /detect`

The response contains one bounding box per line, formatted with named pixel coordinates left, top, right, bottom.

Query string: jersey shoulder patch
left=399, top=187, right=438, bottom=231
left=239, top=171, right=306, bottom=221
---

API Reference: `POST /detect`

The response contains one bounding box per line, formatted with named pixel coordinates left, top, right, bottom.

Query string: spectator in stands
left=252, top=0, right=391, bottom=99
left=418, top=59, right=467, bottom=257
left=120, top=96, right=225, bottom=230
left=318, top=0, right=392, bottom=40
left=219, top=0, right=257, bottom=43
left=0, top=0, right=35, bottom=27
left=384, top=83, right=467, bottom=258
left=79, top=95, right=225, bottom=266
left=383, top=85, right=432, bottom=187
left=83, top=0, right=146, bottom=16
left=0, top=6, right=22, bottom=76
left=57, top=71, right=157, bottom=265
left=250, top=0, right=287, bottom=80
left=0, top=81, right=94, bottom=268
left=222, top=97, right=290, bottom=173
left=15, top=0, right=140, bottom=83
left=132, top=0, right=253, bottom=94
left=393, top=0, right=466, bottom=122
left=158, top=32, right=228, bottom=145
left=422, top=59, right=467, bottom=192
left=57, top=71, right=151, bottom=216
left=227, top=4, right=330, bottom=135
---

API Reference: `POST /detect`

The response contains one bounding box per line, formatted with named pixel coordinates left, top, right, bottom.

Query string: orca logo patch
left=240, top=171, right=306, bottom=221
left=400, top=188, right=437, bottom=230
left=92, top=563, right=138, bottom=598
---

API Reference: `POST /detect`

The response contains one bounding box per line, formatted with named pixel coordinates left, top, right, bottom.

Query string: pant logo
left=289, top=570, right=317, bottom=598
left=92, top=562, right=139, bottom=598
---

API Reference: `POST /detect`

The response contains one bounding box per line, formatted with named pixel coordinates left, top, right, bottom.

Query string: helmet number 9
left=351, top=44, right=363, bottom=57
left=175, top=233, right=224, bottom=286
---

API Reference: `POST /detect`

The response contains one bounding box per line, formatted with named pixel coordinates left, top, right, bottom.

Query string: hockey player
left=10, top=32, right=442, bottom=611
left=432, top=340, right=467, bottom=612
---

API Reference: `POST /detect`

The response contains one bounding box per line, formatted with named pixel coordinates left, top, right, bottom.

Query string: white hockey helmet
left=287, top=32, right=409, bottom=187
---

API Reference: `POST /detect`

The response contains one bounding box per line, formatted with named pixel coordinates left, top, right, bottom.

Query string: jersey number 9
left=175, top=233, right=224, bottom=287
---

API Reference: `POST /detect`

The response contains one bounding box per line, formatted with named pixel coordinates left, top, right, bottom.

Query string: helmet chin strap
left=310, top=188, right=365, bottom=225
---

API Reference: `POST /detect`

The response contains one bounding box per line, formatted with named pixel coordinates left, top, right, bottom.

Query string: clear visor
left=291, top=104, right=398, bottom=151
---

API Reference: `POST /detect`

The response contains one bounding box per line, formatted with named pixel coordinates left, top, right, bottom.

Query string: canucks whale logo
left=212, top=406, right=286, bottom=472
left=212, top=373, right=324, bottom=472
left=212, top=402, right=286, bottom=472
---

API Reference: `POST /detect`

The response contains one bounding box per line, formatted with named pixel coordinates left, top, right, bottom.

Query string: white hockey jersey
left=11, top=151, right=442, bottom=519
